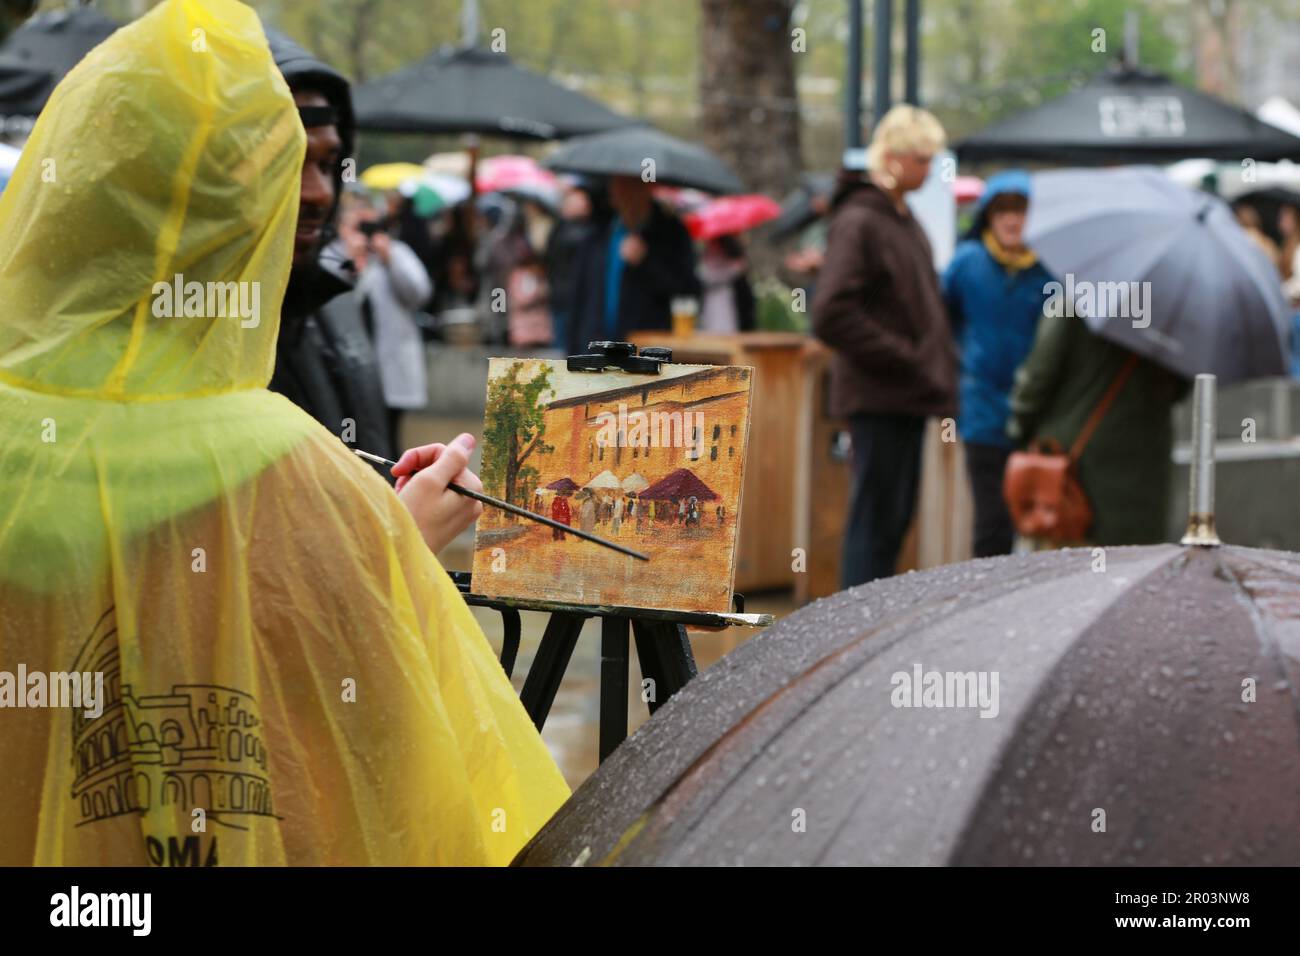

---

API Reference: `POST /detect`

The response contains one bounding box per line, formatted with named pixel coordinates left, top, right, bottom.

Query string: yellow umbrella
left=359, top=161, right=426, bottom=190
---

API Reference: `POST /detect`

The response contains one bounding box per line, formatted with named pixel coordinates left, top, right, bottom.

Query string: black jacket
left=566, top=203, right=700, bottom=354
left=270, top=253, right=395, bottom=462
left=264, top=31, right=395, bottom=463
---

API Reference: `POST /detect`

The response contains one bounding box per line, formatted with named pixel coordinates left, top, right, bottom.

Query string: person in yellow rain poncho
left=0, top=0, right=569, bottom=866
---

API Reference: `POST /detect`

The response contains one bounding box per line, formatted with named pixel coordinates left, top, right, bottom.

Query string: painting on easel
left=471, top=357, right=753, bottom=613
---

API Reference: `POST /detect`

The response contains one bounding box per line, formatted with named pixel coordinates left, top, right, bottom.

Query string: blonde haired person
left=812, top=105, right=958, bottom=586
left=864, top=104, right=947, bottom=187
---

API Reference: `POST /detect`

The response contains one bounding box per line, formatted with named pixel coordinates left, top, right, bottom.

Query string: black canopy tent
left=353, top=44, right=640, bottom=140
left=0, top=5, right=116, bottom=128
left=956, top=66, right=1300, bottom=165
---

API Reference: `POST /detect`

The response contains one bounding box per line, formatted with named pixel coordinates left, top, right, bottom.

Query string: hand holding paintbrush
left=388, top=434, right=486, bottom=555
left=359, top=436, right=649, bottom=562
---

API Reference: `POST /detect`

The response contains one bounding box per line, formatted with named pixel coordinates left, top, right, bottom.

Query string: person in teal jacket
left=942, top=170, right=1053, bottom=556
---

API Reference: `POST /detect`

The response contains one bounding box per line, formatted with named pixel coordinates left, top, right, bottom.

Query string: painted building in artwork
left=525, top=365, right=752, bottom=514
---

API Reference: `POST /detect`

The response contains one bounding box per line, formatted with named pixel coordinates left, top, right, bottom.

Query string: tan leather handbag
left=1003, top=355, right=1138, bottom=542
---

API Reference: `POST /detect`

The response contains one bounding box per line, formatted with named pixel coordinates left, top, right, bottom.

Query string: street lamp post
left=904, top=0, right=921, bottom=105
left=873, top=0, right=893, bottom=124
left=846, top=0, right=864, bottom=150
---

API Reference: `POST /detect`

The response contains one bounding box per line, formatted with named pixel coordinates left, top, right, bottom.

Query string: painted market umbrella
left=956, top=66, right=1300, bottom=164
left=621, top=473, right=649, bottom=493
left=1024, top=166, right=1290, bottom=383
left=544, top=477, right=579, bottom=494
left=0, top=5, right=117, bottom=125
left=546, top=126, right=744, bottom=195
left=514, top=542, right=1300, bottom=865
left=354, top=45, right=639, bottom=139
left=684, top=194, right=782, bottom=241
left=583, top=470, right=623, bottom=493
left=638, top=468, right=718, bottom=502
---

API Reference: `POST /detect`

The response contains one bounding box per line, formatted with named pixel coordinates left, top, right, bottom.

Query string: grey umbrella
left=545, top=126, right=744, bottom=195
left=353, top=45, right=639, bottom=140
left=1024, top=166, right=1290, bottom=384
left=516, top=543, right=1300, bottom=866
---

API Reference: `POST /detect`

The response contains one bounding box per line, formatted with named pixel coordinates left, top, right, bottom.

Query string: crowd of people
left=545, top=490, right=713, bottom=538
left=296, top=157, right=762, bottom=456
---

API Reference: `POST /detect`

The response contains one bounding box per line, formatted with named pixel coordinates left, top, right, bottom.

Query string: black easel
left=449, top=573, right=763, bottom=762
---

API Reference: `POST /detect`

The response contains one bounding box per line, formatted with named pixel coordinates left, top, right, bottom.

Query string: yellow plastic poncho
left=0, top=0, right=568, bottom=866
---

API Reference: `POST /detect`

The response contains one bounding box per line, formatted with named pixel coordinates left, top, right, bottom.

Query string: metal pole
left=846, top=0, right=864, bottom=150
left=461, top=0, right=480, bottom=48
left=903, top=0, right=921, bottom=105
left=1181, top=373, right=1221, bottom=547
left=873, top=0, right=894, bottom=124
left=1124, top=9, right=1139, bottom=67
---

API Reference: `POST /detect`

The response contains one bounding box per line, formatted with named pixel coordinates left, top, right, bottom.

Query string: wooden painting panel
left=471, top=358, right=753, bottom=613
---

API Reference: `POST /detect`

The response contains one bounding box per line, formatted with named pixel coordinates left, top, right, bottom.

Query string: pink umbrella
left=654, top=185, right=711, bottom=212
left=684, top=194, right=782, bottom=240
left=476, top=155, right=559, bottom=194
left=954, top=175, right=985, bottom=204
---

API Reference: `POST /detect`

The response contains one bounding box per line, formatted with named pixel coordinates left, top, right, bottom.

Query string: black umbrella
left=0, top=5, right=116, bottom=127
left=1231, top=186, right=1300, bottom=245
left=766, top=172, right=835, bottom=242
left=515, top=377, right=1300, bottom=866
left=353, top=44, right=639, bottom=139
left=516, top=543, right=1300, bottom=866
left=957, top=66, right=1300, bottom=164
left=545, top=126, right=744, bottom=195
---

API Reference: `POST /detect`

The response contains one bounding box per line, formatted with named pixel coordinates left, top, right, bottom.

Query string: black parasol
left=0, top=5, right=116, bottom=130
left=545, top=125, right=744, bottom=195
left=353, top=45, right=639, bottom=140
left=957, top=66, right=1300, bottom=165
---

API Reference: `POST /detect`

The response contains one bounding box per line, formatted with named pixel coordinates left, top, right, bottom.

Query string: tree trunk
left=505, top=430, right=520, bottom=515
left=698, top=0, right=803, bottom=202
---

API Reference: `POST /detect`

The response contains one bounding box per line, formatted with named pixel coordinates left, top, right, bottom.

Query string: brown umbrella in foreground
left=515, top=379, right=1300, bottom=866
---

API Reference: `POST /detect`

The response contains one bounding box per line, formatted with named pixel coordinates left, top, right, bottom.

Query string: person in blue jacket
left=942, top=170, right=1053, bottom=557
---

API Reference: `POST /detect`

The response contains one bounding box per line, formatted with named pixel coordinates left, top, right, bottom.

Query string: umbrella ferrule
left=1181, top=373, right=1221, bottom=547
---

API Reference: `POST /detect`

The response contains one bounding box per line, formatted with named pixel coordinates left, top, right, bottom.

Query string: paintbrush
left=353, top=449, right=650, bottom=562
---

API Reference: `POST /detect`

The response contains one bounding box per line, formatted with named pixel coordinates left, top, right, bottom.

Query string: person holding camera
left=340, top=202, right=434, bottom=454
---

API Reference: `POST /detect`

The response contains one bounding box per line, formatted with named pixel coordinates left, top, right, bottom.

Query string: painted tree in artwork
left=481, top=361, right=555, bottom=511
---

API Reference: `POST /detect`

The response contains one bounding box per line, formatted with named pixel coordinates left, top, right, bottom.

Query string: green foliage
left=924, top=0, right=1191, bottom=142
left=754, top=279, right=809, bottom=333
left=481, top=361, right=555, bottom=505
